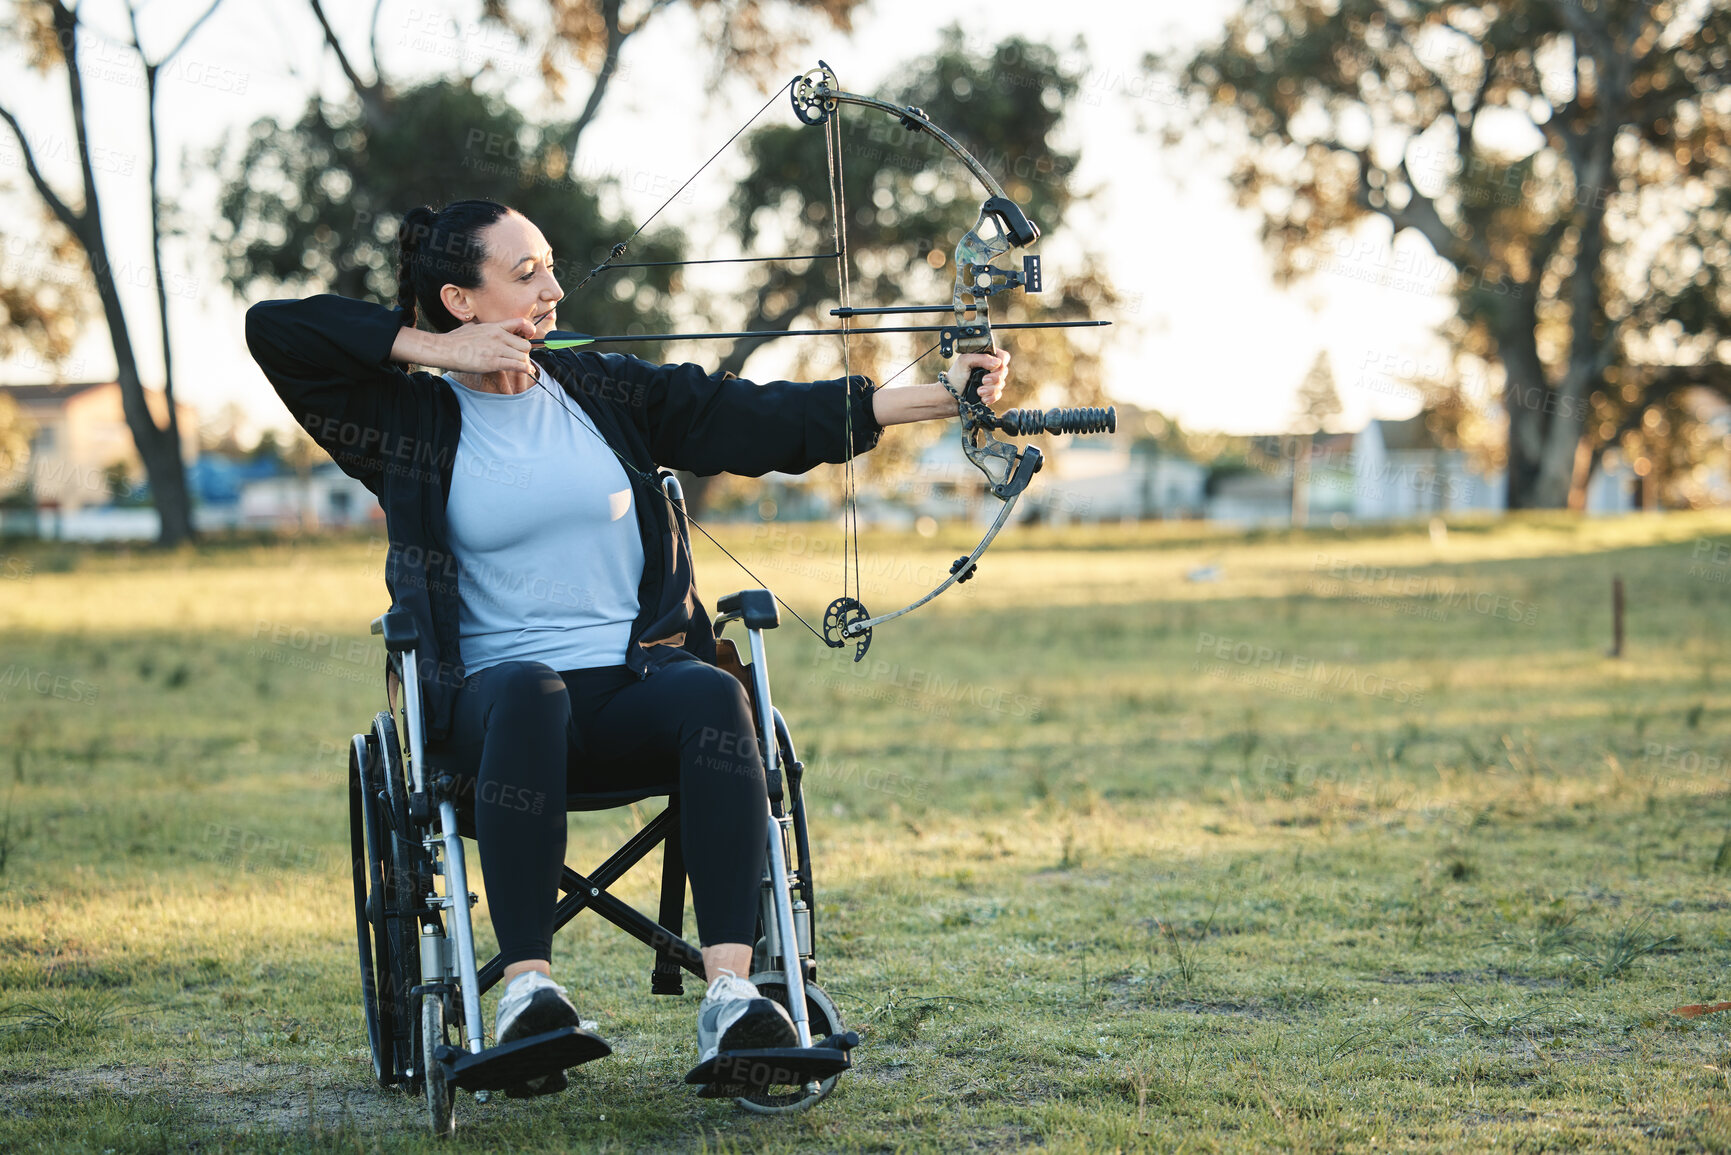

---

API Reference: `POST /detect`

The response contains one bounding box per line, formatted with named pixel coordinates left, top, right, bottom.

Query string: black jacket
left=245, top=294, right=881, bottom=742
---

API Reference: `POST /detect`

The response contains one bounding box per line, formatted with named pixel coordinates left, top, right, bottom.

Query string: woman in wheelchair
left=245, top=199, right=1008, bottom=1095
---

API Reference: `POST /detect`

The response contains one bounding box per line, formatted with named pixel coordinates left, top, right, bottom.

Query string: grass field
left=3, top=511, right=1731, bottom=1152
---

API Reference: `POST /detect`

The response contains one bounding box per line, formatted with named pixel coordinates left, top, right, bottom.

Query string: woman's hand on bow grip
left=953, top=349, right=1011, bottom=408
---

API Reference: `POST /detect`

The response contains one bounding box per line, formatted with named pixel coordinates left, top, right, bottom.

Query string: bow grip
left=960, top=347, right=998, bottom=407
left=963, top=365, right=989, bottom=407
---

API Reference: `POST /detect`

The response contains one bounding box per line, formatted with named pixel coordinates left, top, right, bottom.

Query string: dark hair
left=395, top=199, right=513, bottom=332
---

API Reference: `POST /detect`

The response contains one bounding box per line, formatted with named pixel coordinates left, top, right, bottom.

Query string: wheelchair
left=345, top=477, right=858, bottom=1135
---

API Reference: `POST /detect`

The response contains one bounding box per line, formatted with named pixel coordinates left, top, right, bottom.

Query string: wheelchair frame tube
left=747, top=627, right=813, bottom=1050
left=402, top=647, right=484, bottom=1054
left=402, top=648, right=429, bottom=795
left=437, top=798, right=486, bottom=1054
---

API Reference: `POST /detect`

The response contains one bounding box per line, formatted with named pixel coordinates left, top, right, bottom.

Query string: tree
left=1161, top=1, right=1731, bottom=509
left=0, top=0, right=222, bottom=544
left=1293, top=350, right=1342, bottom=435
left=1290, top=351, right=1341, bottom=524
left=216, top=76, right=685, bottom=337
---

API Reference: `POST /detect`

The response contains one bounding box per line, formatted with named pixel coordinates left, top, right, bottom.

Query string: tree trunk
left=88, top=259, right=194, bottom=545
left=1496, top=309, right=1555, bottom=510
left=48, top=0, right=195, bottom=546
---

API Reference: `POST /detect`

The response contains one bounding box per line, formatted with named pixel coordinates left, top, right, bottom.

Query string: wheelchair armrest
left=714, top=589, right=779, bottom=631
left=371, top=609, right=421, bottom=653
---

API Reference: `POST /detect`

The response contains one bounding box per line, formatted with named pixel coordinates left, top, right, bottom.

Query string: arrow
left=532, top=320, right=1108, bottom=348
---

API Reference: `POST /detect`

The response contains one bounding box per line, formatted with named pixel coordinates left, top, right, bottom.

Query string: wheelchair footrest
left=685, top=1031, right=859, bottom=1093
left=436, top=1026, right=612, bottom=1093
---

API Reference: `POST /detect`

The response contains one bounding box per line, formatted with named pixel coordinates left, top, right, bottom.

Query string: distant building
left=1208, top=432, right=1358, bottom=527
left=1583, top=452, right=1637, bottom=515
left=1205, top=417, right=1507, bottom=525
left=1348, top=416, right=1505, bottom=519
left=233, top=462, right=382, bottom=531
left=2, top=381, right=199, bottom=515
left=912, top=432, right=1207, bottom=524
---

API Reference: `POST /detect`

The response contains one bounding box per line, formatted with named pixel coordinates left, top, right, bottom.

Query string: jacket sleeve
left=244, top=295, right=418, bottom=483
left=581, top=352, right=883, bottom=476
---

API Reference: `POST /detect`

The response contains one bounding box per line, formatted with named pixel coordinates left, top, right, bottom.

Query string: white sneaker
left=494, top=971, right=582, bottom=1096
left=696, top=972, right=796, bottom=1064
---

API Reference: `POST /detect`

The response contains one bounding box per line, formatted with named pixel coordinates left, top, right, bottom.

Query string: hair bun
left=398, top=205, right=437, bottom=254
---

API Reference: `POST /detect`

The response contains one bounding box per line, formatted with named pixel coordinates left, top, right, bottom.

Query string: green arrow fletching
left=535, top=330, right=595, bottom=350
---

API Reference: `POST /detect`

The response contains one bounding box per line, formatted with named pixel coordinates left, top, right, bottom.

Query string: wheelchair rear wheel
left=349, top=712, right=427, bottom=1093
left=736, top=975, right=847, bottom=1113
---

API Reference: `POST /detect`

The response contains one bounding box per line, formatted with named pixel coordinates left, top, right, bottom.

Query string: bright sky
left=0, top=0, right=1455, bottom=440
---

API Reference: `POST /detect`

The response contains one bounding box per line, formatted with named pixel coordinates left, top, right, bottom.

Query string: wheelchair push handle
left=714, top=589, right=779, bottom=632
left=371, top=609, right=421, bottom=653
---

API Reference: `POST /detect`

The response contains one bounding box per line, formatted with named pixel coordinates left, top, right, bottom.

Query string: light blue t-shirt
left=443, top=366, right=645, bottom=672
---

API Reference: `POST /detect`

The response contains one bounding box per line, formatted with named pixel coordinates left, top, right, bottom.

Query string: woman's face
left=439, top=211, right=563, bottom=337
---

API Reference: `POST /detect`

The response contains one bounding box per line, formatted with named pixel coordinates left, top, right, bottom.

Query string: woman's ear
left=439, top=283, right=472, bottom=323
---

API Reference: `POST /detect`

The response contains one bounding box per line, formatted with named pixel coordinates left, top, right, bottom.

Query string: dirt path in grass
left=1, top=1060, right=417, bottom=1134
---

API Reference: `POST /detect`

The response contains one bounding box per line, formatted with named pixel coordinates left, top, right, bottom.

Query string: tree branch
left=563, top=0, right=627, bottom=155
left=158, top=0, right=224, bottom=66
left=0, top=104, right=81, bottom=233
left=368, top=0, right=385, bottom=83
left=1344, top=146, right=1487, bottom=270
left=308, top=0, right=380, bottom=108
left=1638, top=362, right=1731, bottom=398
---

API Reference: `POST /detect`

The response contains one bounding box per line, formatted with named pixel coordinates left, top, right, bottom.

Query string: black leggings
left=424, top=648, right=766, bottom=967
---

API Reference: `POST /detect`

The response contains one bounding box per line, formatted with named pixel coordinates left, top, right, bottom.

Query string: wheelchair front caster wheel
left=734, top=976, right=847, bottom=1114
left=423, top=994, right=456, bottom=1137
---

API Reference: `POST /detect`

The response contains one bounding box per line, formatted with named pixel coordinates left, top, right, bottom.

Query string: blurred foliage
left=0, top=391, right=34, bottom=498
left=214, top=0, right=866, bottom=348
left=0, top=210, right=88, bottom=370
left=212, top=79, right=682, bottom=342
left=483, top=0, right=864, bottom=101
left=1161, top=1, right=1731, bottom=510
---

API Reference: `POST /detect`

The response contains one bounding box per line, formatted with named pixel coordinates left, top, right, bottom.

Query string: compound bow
left=787, top=63, right=1116, bottom=660
left=556, top=60, right=1116, bottom=660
